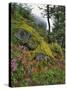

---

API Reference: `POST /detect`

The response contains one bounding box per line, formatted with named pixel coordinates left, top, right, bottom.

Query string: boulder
left=15, top=29, right=31, bottom=44
left=15, top=29, right=38, bottom=50
left=35, top=53, right=50, bottom=62
left=36, top=53, right=46, bottom=61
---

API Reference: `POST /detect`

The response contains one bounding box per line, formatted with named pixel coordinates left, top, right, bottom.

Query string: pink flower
left=11, top=59, right=17, bottom=72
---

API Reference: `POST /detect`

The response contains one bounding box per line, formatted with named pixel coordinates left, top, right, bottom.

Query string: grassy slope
left=11, top=15, right=65, bottom=86
left=11, top=16, right=53, bottom=58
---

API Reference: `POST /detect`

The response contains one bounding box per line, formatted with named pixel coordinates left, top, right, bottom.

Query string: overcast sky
left=30, top=4, right=54, bottom=31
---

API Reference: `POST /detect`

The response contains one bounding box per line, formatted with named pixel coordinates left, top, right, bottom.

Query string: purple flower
left=11, top=59, right=17, bottom=72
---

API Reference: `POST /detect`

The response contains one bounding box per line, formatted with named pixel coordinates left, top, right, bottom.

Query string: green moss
left=32, top=41, right=53, bottom=59
left=40, top=41, right=53, bottom=57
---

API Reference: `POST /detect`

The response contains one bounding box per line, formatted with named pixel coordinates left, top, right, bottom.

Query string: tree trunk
left=47, top=5, right=50, bottom=32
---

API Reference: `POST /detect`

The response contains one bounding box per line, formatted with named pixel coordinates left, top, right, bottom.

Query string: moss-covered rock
left=15, top=29, right=38, bottom=50
left=15, top=29, right=31, bottom=44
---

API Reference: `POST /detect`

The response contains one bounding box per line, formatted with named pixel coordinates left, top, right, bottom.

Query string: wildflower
left=11, top=59, right=17, bottom=72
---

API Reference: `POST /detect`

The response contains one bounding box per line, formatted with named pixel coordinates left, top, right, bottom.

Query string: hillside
left=10, top=3, right=65, bottom=87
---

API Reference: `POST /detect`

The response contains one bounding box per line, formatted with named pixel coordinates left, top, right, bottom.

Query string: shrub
left=50, top=43, right=62, bottom=54
left=27, top=38, right=38, bottom=50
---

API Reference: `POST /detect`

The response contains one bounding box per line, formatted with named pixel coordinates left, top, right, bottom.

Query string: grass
left=32, top=67, right=65, bottom=85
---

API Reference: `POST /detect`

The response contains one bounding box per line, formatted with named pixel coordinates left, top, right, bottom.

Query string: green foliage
left=11, top=3, right=34, bottom=21
left=52, top=6, right=65, bottom=48
left=50, top=43, right=62, bottom=54
left=41, top=41, right=53, bottom=57
left=11, top=61, right=25, bottom=87
left=32, top=41, right=53, bottom=60
left=47, top=32, right=55, bottom=43
left=32, top=67, right=65, bottom=85
left=27, top=38, right=38, bottom=50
